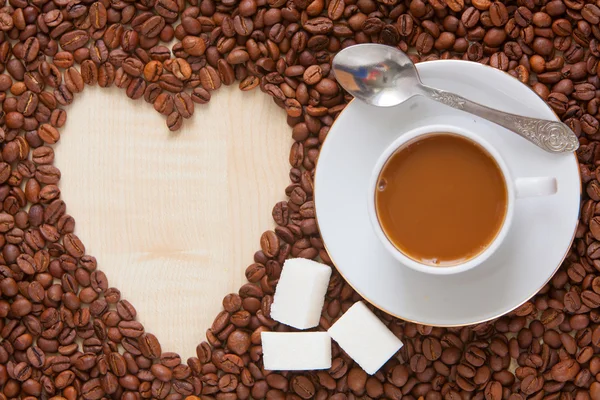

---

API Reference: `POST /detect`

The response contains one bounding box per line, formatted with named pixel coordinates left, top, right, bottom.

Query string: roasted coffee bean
left=182, top=36, right=206, bottom=56
left=260, top=230, right=280, bottom=257
left=199, top=66, right=221, bottom=91
left=167, top=111, right=183, bottom=131
left=489, top=2, right=509, bottom=26
left=64, top=68, right=84, bottom=94
left=291, top=375, right=316, bottom=398
left=59, top=30, right=90, bottom=52
left=64, top=233, right=85, bottom=258
left=552, top=359, right=580, bottom=382
left=174, top=93, right=194, bottom=118
left=37, top=124, right=60, bottom=144
left=423, top=337, right=442, bottom=360
left=144, top=61, right=163, bottom=82
left=126, top=78, right=146, bottom=100
left=118, top=320, right=144, bottom=337
left=26, top=346, right=45, bottom=368
left=123, top=58, right=144, bottom=77
left=138, top=333, right=161, bottom=359
left=171, top=58, right=192, bottom=81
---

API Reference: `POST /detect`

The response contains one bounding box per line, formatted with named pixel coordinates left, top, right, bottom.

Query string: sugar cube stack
left=270, top=258, right=332, bottom=329
left=328, top=301, right=403, bottom=375
left=261, top=332, right=332, bottom=371
left=266, top=259, right=402, bottom=374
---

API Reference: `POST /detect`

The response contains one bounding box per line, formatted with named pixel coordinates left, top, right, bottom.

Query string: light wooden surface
left=55, top=86, right=292, bottom=358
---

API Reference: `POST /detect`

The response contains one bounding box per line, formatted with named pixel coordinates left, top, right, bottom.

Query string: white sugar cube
left=261, top=332, right=332, bottom=370
left=328, top=301, right=403, bottom=375
left=271, top=258, right=332, bottom=329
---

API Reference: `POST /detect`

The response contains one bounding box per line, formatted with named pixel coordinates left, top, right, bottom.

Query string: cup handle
left=515, top=177, right=557, bottom=198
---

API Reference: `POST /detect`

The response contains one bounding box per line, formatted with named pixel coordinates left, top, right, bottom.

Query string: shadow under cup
left=368, top=125, right=515, bottom=275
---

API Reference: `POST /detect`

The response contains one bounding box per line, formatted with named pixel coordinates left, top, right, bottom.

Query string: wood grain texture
left=55, top=85, right=291, bottom=358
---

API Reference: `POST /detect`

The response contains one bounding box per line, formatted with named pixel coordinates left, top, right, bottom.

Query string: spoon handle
left=421, top=86, right=579, bottom=153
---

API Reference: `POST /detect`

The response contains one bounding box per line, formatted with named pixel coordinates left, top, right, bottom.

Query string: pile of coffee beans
left=0, top=0, right=598, bottom=396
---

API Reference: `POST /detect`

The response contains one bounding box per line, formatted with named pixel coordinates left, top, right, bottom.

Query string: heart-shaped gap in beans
left=54, top=85, right=290, bottom=357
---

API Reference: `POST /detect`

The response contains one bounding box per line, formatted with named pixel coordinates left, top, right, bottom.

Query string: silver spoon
left=332, top=43, right=579, bottom=154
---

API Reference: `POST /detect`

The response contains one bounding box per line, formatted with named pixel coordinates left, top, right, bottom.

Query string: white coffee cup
left=367, top=124, right=558, bottom=275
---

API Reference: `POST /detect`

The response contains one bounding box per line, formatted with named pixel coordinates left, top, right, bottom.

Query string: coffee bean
left=292, top=375, right=316, bottom=398
left=303, top=65, right=323, bottom=85
left=139, top=333, right=162, bottom=359
left=154, top=93, right=174, bottom=116
left=105, top=352, right=125, bottom=378
left=226, top=330, right=251, bottom=355
left=237, top=76, right=258, bottom=92
left=199, top=66, right=221, bottom=91
left=581, top=290, right=600, bottom=308
left=490, top=2, right=509, bottom=26
left=112, top=301, right=134, bottom=322
left=445, top=0, right=465, bottom=11
left=303, top=17, right=333, bottom=34
left=484, top=27, right=507, bottom=46
left=416, top=32, right=435, bottom=53
left=17, top=254, right=37, bottom=274
left=574, top=83, right=596, bottom=101
left=36, top=124, right=60, bottom=145
left=81, top=378, right=104, bottom=400
left=490, top=52, right=509, bottom=70
left=422, top=337, right=442, bottom=360
left=551, top=359, right=580, bottom=382
left=141, top=15, right=166, bottom=38
left=150, top=363, right=172, bottom=382
left=126, top=78, right=146, bottom=100
left=122, top=58, right=144, bottom=77
left=171, top=58, right=192, bottom=81
left=13, top=361, right=32, bottom=382
left=59, top=30, right=90, bottom=52
left=182, top=36, right=206, bottom=57
left=64, top=68, right=84, bottom=94
left=63, top=233, right=85, bottom=258
left=54, top=370, right=75, bottom=389
left=74, top=352, right=96, bottom=371
left=11, top=298, right=32, bottom=316
left=345, top=367, right=366, bottom=394
left=260, top=231, right=279, bottom=257
left=142, top=61, right=163, bottom=82
left=174, top=93, right=194, bottom=118
left=118, top=320, right=144, bottom=338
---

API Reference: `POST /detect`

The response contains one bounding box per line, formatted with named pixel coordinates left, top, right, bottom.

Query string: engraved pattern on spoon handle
left=423, top=87, right=579, bottom=153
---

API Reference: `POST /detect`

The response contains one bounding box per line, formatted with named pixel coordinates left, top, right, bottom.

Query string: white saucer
left=315, top=60, right=581, bottom=326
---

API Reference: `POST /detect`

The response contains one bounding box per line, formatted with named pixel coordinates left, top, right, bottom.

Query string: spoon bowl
left=332, top=44, right=424, bottom=107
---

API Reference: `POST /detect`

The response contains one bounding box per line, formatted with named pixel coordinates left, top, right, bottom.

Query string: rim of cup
left=367, top=124, right=516, bottom=276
